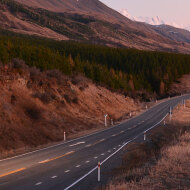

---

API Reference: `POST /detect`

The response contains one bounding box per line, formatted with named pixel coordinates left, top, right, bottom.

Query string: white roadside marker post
left=156, top=99, right=157, bottom=103
left=130, top=112, right=132, bottom=118
left=169, top=107, right=172, bottom=122
left=144, top=132, right=146, bottom=141
left=184, top=100, right=186, bottom=108
left=164, top=120, right=166, bottom=126
left=64, top=131, right=66, bottom=141
left=104, top=114, right=108, bottom=127
left=98, top=162, right=101, bottom=182
left=146, top=105, right=148, bottom=110
left=111, top=119, right=113, bottom=126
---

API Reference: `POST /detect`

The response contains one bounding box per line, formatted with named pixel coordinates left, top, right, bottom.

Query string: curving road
left=0, top=95, right=189, bottom=190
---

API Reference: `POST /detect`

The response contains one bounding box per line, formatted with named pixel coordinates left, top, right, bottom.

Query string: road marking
left=0, top=168, right=26, bottom=178
left=39, top=151, right=74, bottom=164
left=51, top=176, right=57, bottom=179
left=113, top=148, right=116, bottom=150
left=65, top=170, right=70, bottom=173
left=85, top=139, right=105, bottom=148
left=64, top=113, right=170, bottom=190
left=108, top=150, right=111, bottom=153
left=35, top=182, right=42, bottom=186
left=85, top=161, right=90, bottom=163
left=85, top=144, right=92, bottom=147
left=69, top=142, right=85, bottom=147
left=101, top=153, right=105, bottom=156
left=94, top=157, right=98, bottom=159
left=112, top=131, right=124, bottom=137
left=76, top=165, right=81, bottom=168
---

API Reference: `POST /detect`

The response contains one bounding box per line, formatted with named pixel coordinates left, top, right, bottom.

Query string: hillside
left=1, top=0, right=190, bottom=53
left=0, top=60, right=142, bottom=157
left=1, top=30, right=190, bottom=97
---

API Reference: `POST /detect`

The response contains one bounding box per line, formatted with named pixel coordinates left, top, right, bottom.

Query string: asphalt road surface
left=0, top=95, right=189, bottom=190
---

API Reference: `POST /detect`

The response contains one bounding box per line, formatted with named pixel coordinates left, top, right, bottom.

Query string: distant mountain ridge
left=0, top=0, right=190, bottom=53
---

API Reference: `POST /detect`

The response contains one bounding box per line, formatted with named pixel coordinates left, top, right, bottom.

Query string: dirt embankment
left=169, top=74, right=190, bottom=96
left=103, top=100, right=190, bottom=190
left=0, top=59, right=142, bottom=158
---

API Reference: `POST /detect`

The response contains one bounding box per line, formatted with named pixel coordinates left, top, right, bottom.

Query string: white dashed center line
left=51, top=176, right=57, bottom=179
left=76, top=165, right=81, bottom=168
left=35, top=182, right=42, bottom=186
left=65, top=170, right=70, bottom=173
left=94, top=157, right=98, bottom=159
left=112, top=134, right=116, bottom=137
left=85, top=161, right=90, bottom=163
left=101, top=153, right=105, bottom=156
left=69, top=142, right=85, bottom=147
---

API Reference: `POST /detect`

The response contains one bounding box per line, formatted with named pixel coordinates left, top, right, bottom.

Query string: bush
left=11, top=94, right=17, bottom=104
left=12, top=58, right=27, bottom=70
left=24, top=104, right=42, bottom=121
left=64, top=94, right=71, bottom=103
left=29, top=67, right=41, bottom=82
left=72, top=97, right=79, bottom=104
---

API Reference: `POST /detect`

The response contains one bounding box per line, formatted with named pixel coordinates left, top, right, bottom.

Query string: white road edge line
left=64, top=113, right=169, bottom=190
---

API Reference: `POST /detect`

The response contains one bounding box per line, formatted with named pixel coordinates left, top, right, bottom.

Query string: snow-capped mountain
left=120, top=9, right=165, bottom=25
left=120, top=9, right=190, bottom=31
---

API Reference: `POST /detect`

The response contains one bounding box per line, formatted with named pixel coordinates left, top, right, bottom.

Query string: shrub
left=29, top=67, right=41, bottom=82
left=72, top=97, right=79, bottom=104
left=40, top=92, right=53, bottom=104
left=11, top=94, right=17, bottom=104
left=12, top=58, right=27, bottom=70
left=24, top=104, right=42, bottom=121
left=64, top=94, right=71, bottom=103
left=79, top=86, right=85, bottom=91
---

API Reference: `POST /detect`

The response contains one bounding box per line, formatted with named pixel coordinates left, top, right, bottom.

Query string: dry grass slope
left=0, top=60, right=142, bottom=158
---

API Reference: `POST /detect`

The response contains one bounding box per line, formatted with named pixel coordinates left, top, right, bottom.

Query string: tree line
left=1, top=29, right=190, bottom=94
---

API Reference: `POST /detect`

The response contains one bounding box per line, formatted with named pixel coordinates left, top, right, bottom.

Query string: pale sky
left=100, top=0, right=190, bottom=28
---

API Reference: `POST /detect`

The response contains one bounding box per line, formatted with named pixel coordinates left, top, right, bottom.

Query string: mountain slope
left=151, top=25, right=190, bottom=44
left=1, top=0, right=190, bottom=53
left=15, top=0, right=131, bottom=22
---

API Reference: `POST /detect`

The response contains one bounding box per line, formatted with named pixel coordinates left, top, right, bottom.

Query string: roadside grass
left=101, top=102, right=190, bottom=190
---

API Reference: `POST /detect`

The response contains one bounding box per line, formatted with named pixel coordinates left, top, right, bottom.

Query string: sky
left=100, top=0, right=190, bottom=28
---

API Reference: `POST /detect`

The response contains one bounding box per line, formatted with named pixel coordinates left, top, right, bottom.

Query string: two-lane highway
left=0, top=95, right=189, bottom=190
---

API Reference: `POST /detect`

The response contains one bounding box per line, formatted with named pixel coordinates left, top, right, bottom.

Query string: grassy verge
left=101, top=102, right=190, bottom=190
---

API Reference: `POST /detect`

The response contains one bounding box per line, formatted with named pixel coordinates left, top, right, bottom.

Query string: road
left=0, top=95, right=189, bottom=190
